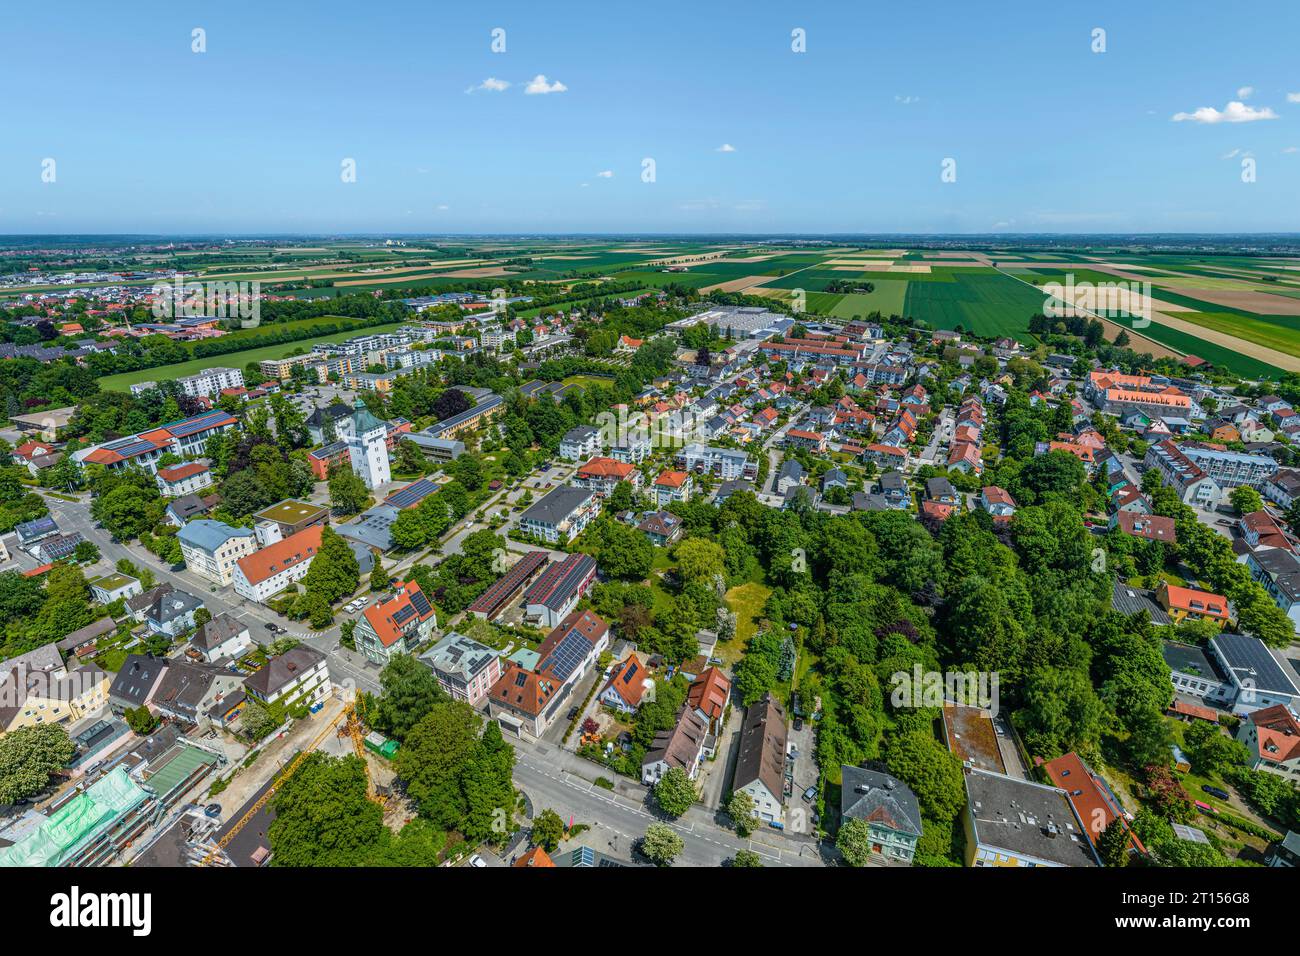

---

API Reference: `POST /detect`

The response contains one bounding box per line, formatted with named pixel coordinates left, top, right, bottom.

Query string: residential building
left=839, top=766, right=923, bottom=865
left=109, top=654, right=169, bottom=715
left=560, top=425, right=600, bottom=461
left=252, top=500, right=329, bottom=544
left=1041, top=752, right=1145, bottom=857
left=519, top=486, right=599, bottom=544
left=1236, top=704, right=1300, bottom=781
left=144, top=589, right=206, bottom=638
left=243, top=645, right=331, bottom=711
left=233, top=525, right=323, bottom=604
left=675, top=442, right=757, bottom=481
left=641, top=706, right=709, bottom=785
left=599, top=653, right=653, bottom=715
left=87, top=572, right=142, bottom=605
left=418, top=632, right=502, bottom=707
left=190, top=613, right=254, bottom=664
left=155, top=462, right=213, bottom=497
left=776, top=460, right=804, bottom=496
left=354, top=581, right=439, bottom=665
left=1155, top=581, right=1230, bottom=625
left=178, top=519, right=257, bottom=586
left=962, top=769, right=1100, bottom=867
left=734, top=692, right=788, bottom=825
left=177, top=366, right=244, bottom=399
left=0, top=658, right=111, bottom=733
left=521, top=552, right=597, bottom=630
left=467, top=550, right=549, bottom=622
left=75, top=410, right=238, bottom=475
left=687, top=666, right=731, bottom=739
left=1110, top=511, right=1177, bottom=544
left=1086, top=370, right=1192, bottom=419
left=979, top=487, right=1017, bottom=523
left=653, top=470, right=692, bottom=507
left=574, top=456, right=641, bottom=497
left=637, top=510, right=683, bottom=548
left=487, top=610, right=610, bottom=738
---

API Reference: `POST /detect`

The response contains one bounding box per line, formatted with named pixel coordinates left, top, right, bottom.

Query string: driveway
left=785, top=715, right=820, bottom=834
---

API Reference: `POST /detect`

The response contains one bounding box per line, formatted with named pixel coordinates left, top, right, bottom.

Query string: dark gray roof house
left=109, top=655, right=169, bottom=713
left=841, top=766, right=923, bottom=838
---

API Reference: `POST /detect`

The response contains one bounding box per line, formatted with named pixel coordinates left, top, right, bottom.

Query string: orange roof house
left=687, top=667, right=731, bottom=724
left=514, top=846, right=555, bottom=868
left=1041, top=752, right=1147, bottom=857
left=234, top=524, right=323, bottom=587
left=1155, top=581, right=1230, bottom=623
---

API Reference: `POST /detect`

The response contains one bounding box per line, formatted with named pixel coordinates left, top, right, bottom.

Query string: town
left=2, top=239, right=1299, bottom=880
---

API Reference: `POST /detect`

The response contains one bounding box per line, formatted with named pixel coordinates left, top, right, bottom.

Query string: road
left=512, top=746, right=826, bottom=867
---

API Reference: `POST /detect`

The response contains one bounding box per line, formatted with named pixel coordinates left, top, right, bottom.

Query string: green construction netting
left=0, top=767, right=149, bottom=867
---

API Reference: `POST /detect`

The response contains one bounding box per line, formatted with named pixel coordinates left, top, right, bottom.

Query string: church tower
left=345, top=398, right=391, bottom=489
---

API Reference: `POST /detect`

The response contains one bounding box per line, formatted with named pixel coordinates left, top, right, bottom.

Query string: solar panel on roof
left=409, top=590, right=433, bottom=616
left=623, top=662, right=638, bottom=684
left=540, top=630, right=590, bottom=682
left=392, top=605, right=416, bottom=626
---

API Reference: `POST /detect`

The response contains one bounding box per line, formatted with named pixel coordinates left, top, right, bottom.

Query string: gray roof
left=1249, top=547, right=1300, bottom=603
left=562, top=425, right=598, bottom=443
left=56, top=616, right=116, bottom=651
left=1211, top=631, right=1300, bottom=696
left=167, top=495, right=211, bottom=521
left=191, top=613, right=249, bottom=654
left=336, top=505, right=399, bottom=552
left=778, top=460, right=803, bottom=481
left=1161, top=640, right=1227, bottom=682
left=110, top=655, right=167, bottom=708
left=419, top=632, right=499, bottom=684
left=925, top=476, right=956, bottom=498
left=878, top=470, right=905, bottom=492
left=148, top=589, right=205, bottom=625
left=520, top=485, right=594, bottom=528
left=965, top=768, right=1099, bottom=867
left=1111, top=580, right=1171, bottom=625
left=243, top=645, right=326, bottom=699
left=840, top=766, right=922, bottom=838
left=177, top=518, right=252, bottom=552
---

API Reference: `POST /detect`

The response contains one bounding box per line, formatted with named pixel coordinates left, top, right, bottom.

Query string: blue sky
left=2, top=0, right=1299, bottom=234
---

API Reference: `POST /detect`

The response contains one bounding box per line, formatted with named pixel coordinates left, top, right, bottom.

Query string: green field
left=902, top=272, right=1048, bottom=343
left=97, top=319, right=408, bottom=390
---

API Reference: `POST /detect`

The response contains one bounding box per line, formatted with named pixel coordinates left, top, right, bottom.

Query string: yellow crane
left=199, top=698, right=379, bottom=866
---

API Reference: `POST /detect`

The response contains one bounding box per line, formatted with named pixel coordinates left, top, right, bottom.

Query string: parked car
left=468, top=854, right=487, bottom=868
left=1202, top=785, right=1230, bottom=800
left=264, top=622, right=277, bottom=631
left=566, top=706, right=580, bottom=721
left=793, top=717, right=803, bottom=732
left=802, top=785, right=817, bottom=803
left=204, top=803, right=222, bottom=818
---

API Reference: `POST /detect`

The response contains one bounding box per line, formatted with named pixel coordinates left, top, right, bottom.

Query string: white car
left=468, top=854, right=487, bottom=868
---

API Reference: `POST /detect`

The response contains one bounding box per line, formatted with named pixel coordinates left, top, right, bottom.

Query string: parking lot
left=785, top=711, right=819, bottom=834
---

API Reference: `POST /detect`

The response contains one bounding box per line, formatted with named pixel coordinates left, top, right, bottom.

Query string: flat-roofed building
left=962, top=768, right=1100, bottom=867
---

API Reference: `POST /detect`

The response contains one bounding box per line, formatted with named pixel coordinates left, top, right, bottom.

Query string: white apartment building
left=177, top=519, right=257, bottom=587
left=232, top=525, right=322, bottom=603
left=178, top=366, right=244, bottom=399
left=243, top=645, right=332, bottom=710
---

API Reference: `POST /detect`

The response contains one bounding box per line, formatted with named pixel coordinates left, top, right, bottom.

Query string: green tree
left=268, top=752, right=384, bottom=866
left=1096, top=817, right=1131, bottom=867
left=884, top=731, right=965, bottom=824
left=640, top=822, right=683, bottom=866
left=1229, top=485, right=1263, bottom=516
left=300, top=527, right=360, bottom=605
left=675, top=538, right=726, bottom=584
left=394, top=701, right=482, bottom=830
left=653, top=766, right=698, bottom=818
left=0, top=725, right=76, bottom=803
left=836, top=817, right=877, bottom=867
left=531, top=808, right=566, bottom=852
left=125, top=705, right=159, bottom=736
left=374, top=654, right=447, bottom=741
left=730, top=849, right=763, bottom=867
left=726, top=789, right=755, bottom=836
left=329, top=464, right=371, bottom=517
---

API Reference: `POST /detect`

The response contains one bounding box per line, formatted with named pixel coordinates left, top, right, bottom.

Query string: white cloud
left=524, top=74, right=568, bottom=95
left=1172, top=100, right=1279, bottom=123
left=678, top=198, right=721, bottom=211
left=596, top=170, right=613, bottom=178
left=1221, top=148, right=1253, bottom=159
left=715, top=143, right=736, bottom=153
left=1289, top=92, right=1300, bottom=103
left=1237, top=85, right=1255, bottom=99
left=466, top=77, right=510, bottom=94
left=1284, top=146, right=1299, bottom=154
left=733, top=199, right=766, bottom=212
left=895, top=94, right=920, bottom=105
left=436, top=204, right=449, bottom=211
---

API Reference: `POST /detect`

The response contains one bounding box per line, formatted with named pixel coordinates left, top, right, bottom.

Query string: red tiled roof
left=158, top=462, right=209, bottom=482
left=687, top=667, right=731, bottom=721
left=655, top=470, right=688, bottom=488
left=600, top=653, right=651, bottom=708
left=577, top=457, right=637, bottom=481
left=235, top=525, right=323, bottom=586
left=361, top=580, right=435, bottom=647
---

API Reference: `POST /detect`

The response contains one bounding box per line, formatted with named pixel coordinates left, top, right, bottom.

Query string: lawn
left=725, top=579, right=772, bottom=645
left=97, top=319, right=409, bottom=390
